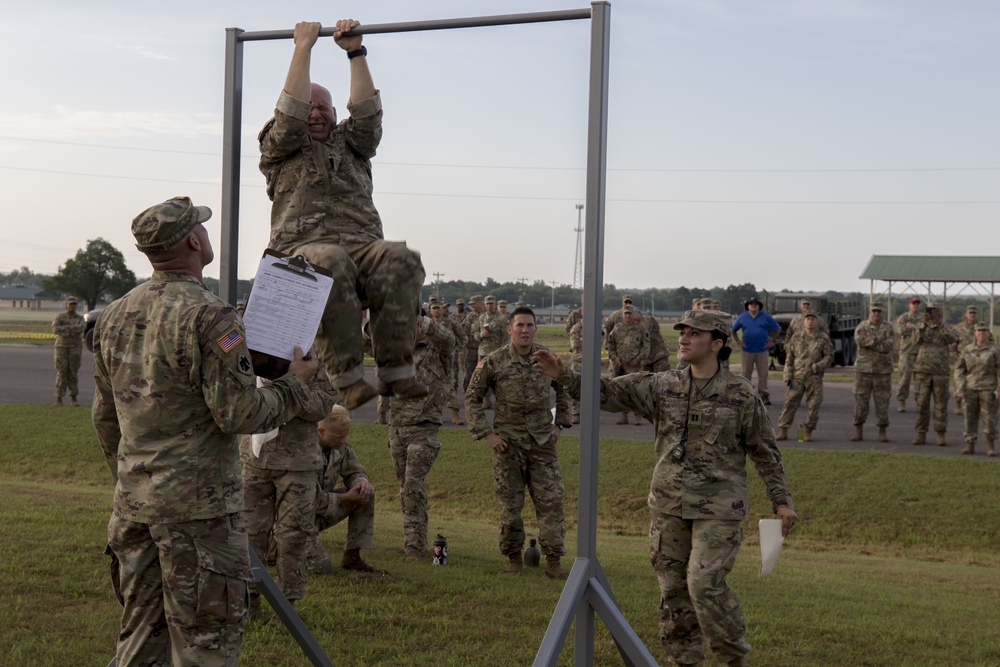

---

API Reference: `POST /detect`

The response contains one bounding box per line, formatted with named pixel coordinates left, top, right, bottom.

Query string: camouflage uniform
left=389, top=319, right=455, bottom=555
left=602, top=308, right=624, bottom=338
left=239, top=366, right=337, bottom=601
left=466, top=342, right=572, bottom=559
left=554, top=359, right=792, bottom=666
left=259, top=90, right=424, bottom=390
left=52, top=305, right=85, bottom=403
left=952, top=315, right=979, bottom=413
left=569, top=320, right=584, bottom=420
left=785, top=311, right=829, bottom=346
left=777, top=329, right=833, bottom=431
left=315, top=442, right=375, bottom=553
left=895, top=310, right=923, bottom=404
left=94, top=267, right=311, bottom=666
left=461, top=297, right=484, bottom=391
left=954, top=333, right=1000, bottom=453
left=913, top=318, right=958, bottom=439
left=450, top=303, right=469, bottom=384
left=853, top=318, right=895, bottom=428
left=435, top=308, right=467, bottom=414
left=641, top=316, right=671, bottom=373
left=564, top=307, right=583, bottom=335
left=607, top=317, right=649, bottom=423
left=476, top=306, right=509, bottom=360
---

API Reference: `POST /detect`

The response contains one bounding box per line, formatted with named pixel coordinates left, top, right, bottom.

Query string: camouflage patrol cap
left=803, top=309, right=819, bottom=319
left=132, top=196, right=212, bottom=254
left=469, top=295, right=483, bottom=303
left=673, top=311, right=731, bottom=337
left=924, top=301, right=941, bottom=310
left=428, top=296, right=439, bottom=304
left=869, top=302, right=885, bottom=311
left=484, top=295, right=496, bottom=304
left=65, top=295, right=78, bottom=304
left=430, top=301, right=443, bottom=310
left=967, top=305, right=979, bottom=313
left=456, top=299, right=465, bottom=306
left=622, top=294, right=633, bottom=303
left=975, top=323, right=990, bottom=331
left=497, top=299, right=507, bottom=306
left=698, top=298, right=714, bottom=308
left=623, top=305, right=636, bottom=313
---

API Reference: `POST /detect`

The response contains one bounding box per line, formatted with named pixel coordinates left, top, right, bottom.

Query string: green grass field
left=3, top=405, right=1000, bottom=665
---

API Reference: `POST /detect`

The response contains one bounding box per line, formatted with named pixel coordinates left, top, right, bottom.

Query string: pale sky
left=1, top=0, right=997, bottom=294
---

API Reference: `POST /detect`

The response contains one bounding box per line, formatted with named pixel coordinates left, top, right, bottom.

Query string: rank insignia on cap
left=217, top=327, right=244, bottom=353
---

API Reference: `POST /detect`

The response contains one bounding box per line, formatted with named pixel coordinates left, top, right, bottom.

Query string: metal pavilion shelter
left=861, top=255, right=1000, bottom=326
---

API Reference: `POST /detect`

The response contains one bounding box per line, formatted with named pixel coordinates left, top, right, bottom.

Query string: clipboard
left=243, top=249, right=334, bottom=380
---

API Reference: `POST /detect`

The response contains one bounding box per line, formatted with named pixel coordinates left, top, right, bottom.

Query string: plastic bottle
left=524, top=538, right=541, bottom=568
left=432, top=534, right=448, bottom=566
left=797, top=423, right=804, bottom=442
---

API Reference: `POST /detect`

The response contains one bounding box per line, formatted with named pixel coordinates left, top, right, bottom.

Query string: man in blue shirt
left=732, top=297, right=780, bottom=404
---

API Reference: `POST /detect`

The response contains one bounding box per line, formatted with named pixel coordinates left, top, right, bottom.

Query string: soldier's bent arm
left=297, top=363, right=339, bottom=423
left=425, top=319, right=456, bottom=356
left=339, top=445, right=370, bottom=490
left=91, top=334, right=122, bottom=481
left=465, top=358, right=493, bottom=439
left=556, top=367, right=657, bottom=420
left=741, top=399, right=794, bottom=513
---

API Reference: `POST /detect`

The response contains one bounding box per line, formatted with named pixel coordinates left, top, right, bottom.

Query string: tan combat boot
left=803, top=426, right=813, bottom=442
left=912, top=431, right=926, bottom=445
left=69, top=396, right=79, bottom=407
left=374, top=413, right=387, bottom=425
left=878, top=427, right=889, bottom=443
left=898, top=400, right=906, bottom=413
left=936, top=432, right=947, bottom=447
left=342, top=548, right=385, bottom=575
left=404, top=547, right=422, bottom=562
left=450, top=408, right=464, bottom=425
left=634, top=413, right=644, bottom=425
left=503, top=553, right=523, bottom=574
left=849, top=425, right=863, bottom=442
left=572, top=413, right=580, bottom=424
left=339, top=379, right=379, bottom=410
left=247, top=593, right=264, bottom=623
left=776, top=426, right=788, bottom=441
left=962, top=442, right=974, bottom=455
left=727, top=657, right=749, bottom=667
left=988, top=441, right=996, bottom=457
left=616, top=413, right=629, bottom=425
left=53, top=396, right=63, bottom=406
left=545, top=556, right=569, bottom=580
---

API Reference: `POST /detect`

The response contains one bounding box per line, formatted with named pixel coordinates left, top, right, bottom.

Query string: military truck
left=767, top=293, right=862, bottom=367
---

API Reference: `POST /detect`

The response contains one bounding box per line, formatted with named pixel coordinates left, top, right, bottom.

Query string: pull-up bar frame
left=213, top=4, right=659, bottom=667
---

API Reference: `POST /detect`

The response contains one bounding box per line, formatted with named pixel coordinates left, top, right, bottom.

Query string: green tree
left=43, top=238, right=137, bottom=310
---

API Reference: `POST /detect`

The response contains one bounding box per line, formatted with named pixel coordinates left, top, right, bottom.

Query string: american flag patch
left=217, top=327, right=244, bottom=353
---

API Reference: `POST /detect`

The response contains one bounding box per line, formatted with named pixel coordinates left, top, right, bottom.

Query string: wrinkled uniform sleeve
left=91, top=326, right=121, bottom=481
left=740, top=396, right=794, bottom=512
left=465, top=356, right=494, bottom=439
left=557, top=367, right=659, bottom=421
left=298, top=362, right=338, bottom=422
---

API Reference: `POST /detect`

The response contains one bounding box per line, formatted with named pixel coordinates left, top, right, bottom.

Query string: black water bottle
left=432, top=534, right=448, bottom=566
left=524, top=538, right=541, bottom=568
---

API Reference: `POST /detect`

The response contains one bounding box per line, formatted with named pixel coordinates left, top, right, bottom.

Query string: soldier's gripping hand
left=333, top=18, right=362, bottom=51
left=486, top=432, right=509, bottom=453
left=293, top=21, right=321, bottom=49
left=531, top=349, right=564, bottom=379
left=776, top=505, right=798, bottom=538
left=289, top=345, right=319, bottom=383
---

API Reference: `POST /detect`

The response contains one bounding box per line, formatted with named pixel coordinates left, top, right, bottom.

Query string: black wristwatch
left=347, top=46, right=368, bottom=60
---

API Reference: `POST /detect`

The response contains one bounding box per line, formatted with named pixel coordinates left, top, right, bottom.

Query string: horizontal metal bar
left=237, top=8, right=591, bottom=42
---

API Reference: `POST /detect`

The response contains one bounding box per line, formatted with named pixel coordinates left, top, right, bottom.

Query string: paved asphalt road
left=3, top=344, right=993, bottom=460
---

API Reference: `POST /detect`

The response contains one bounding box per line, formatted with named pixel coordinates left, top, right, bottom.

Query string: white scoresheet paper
left=243, top=254, right=333, bottom=361
left=758, top=519, right=785, bottom=577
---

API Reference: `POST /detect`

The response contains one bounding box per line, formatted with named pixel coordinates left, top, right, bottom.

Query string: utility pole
left=550, top=279, right=558, bottom=324
left=433, top=272, right=445, bottom=299
left=573, top=204, right=584, bottom=290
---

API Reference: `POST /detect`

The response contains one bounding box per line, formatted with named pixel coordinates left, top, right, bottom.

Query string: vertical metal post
left=220, top=28, right=244, bottom=305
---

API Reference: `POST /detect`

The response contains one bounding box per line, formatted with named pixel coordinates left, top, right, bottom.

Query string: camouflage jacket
left=602, top=309, right=623, bottom=339
left=895, top=311, right=922, bottom=354
left=782, top=331, right=833, bottom=382
left=475, top=311, right=509, bottom=358
left=557, top=367, right=793, bottom=520
left=641, top=316, right=670, bottom=365
left=466, top=342, right=572, bottom=444
left=437, top=315, right=467, bottom=355
left=52, top=311, right=85, bottom=348
left=952, top=321, right=978, bottom=356
left=786, top=314, right=829, bottom=345
left=259, top=90, right=384, bottom=252
left=92, top=271, right=310, bottom=523
left=569, top=321, right=584, bottom=363
left=914, top=322, right=958, bottom=375
left=317, top=442, right=369, bottom=518
left=462, top=310, right=483, bottom=350
left=955, top=343, right=1000, bottom=393
left=391, top=319, right=455, bottom=426
left=854, top=320, right=895, bottom=374
left=607, top=321, right=649, bottom=372
left=565, top=308, right=582, bottom=335
left=239, top=363, right=337, bottom=471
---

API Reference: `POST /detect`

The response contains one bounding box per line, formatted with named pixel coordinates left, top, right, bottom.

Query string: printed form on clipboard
left=243, top=249, right=333, bottom=380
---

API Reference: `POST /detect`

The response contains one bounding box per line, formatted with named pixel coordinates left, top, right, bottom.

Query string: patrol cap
left=65, top=295, right=78, bottom=304
left=691, top=298, right=700, bottom=308
left=673, top=311, right=731, bottom=337
left=497, top=299, right=507, bottom=306
left=430, top=301, right=443, bottom=310
left=132, top=196, right=212, bottom=254
left=236, top=300, right=246, bottom=307
left=484, top=295, right=496, bottom=304
left=623, top=305, right=636, bottom=313
left=469, top=295, right=483, bottom=303
left=869, top=302, right=885, bottom=311
left=456, top=299, right=465, bottom=306
left=975, top=323, right=991, bottom=331
left=800, top=299, right=812, bottom=306
left=803, top=309, right=819, bottom=319
left=967, top=305, right=979, bottom=313
left=428, top=296, right=439, bottom=304
left=622, top=294, right=633, bottom=303
left=698, top=297, right=714, bottom=308
left=924, top=300, right=941, bottom=310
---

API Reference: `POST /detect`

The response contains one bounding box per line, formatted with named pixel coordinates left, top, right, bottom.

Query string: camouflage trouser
left=242, top=466, right=317, bottom=601
left=914, top=372, right=950, bottom=434
left=388, top=423, right=441, bottom=554
left=377, top=396, right=390, bottom=421
left=777, top=373, right=824, bottom=429
left=649, top=510, right=750, bottom=666
left=462, top=346, right=479, bottom=392
left=963, top=390, right=998, bottom=445
left=853, top=372, right=891, bottom=427
left=571, top=360, right=582, bottom=417
left=446, top=351, right=461, bottom=411
left=54, top=344, right=82, bottom=399
left=290, top=240, right=424, bottom=388
left=492, top=432, right=565, bottom=558
left=107, top=512, right=251, bottom=667
left=896, top=352, right=917, bottom=401
left=315, top=484, right=375, bottom=552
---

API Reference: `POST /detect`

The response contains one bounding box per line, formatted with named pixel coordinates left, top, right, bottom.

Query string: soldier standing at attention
left=954, top=323, right=1000, bottom=456
left=775, top=310, right=833, bottom=442
left=607, top=305, right=649, bottom=425
left=390, top=313, right=455, bottom=560
left=240, top=363, right=337, bottom=622
left=462, top=296, right=485, bottom=391
left=259, top=19, right=427, bottom=410
left=851, top=303, right=895, bottom=443
left=531, top=310, right=796, bottom=667
left=52, top=295, right=85, bottom=406
left=466, top=306, right=573, bottom=579
left=93, top=196, right=318, bottom=665
left=952, top=305, right=980, bottom=415
left=895, top=297, right=923, bottom=412
left=603, top=294, right=633, bottom=337
left=912, top=302, right=958, bottom=446
left=432, top=300, right=467, bottom=425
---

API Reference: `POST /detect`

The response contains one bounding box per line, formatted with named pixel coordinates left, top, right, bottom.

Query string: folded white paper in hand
left=758, top=518, right=785, bottom=577
left=251, top=377, right=280, bottom=457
